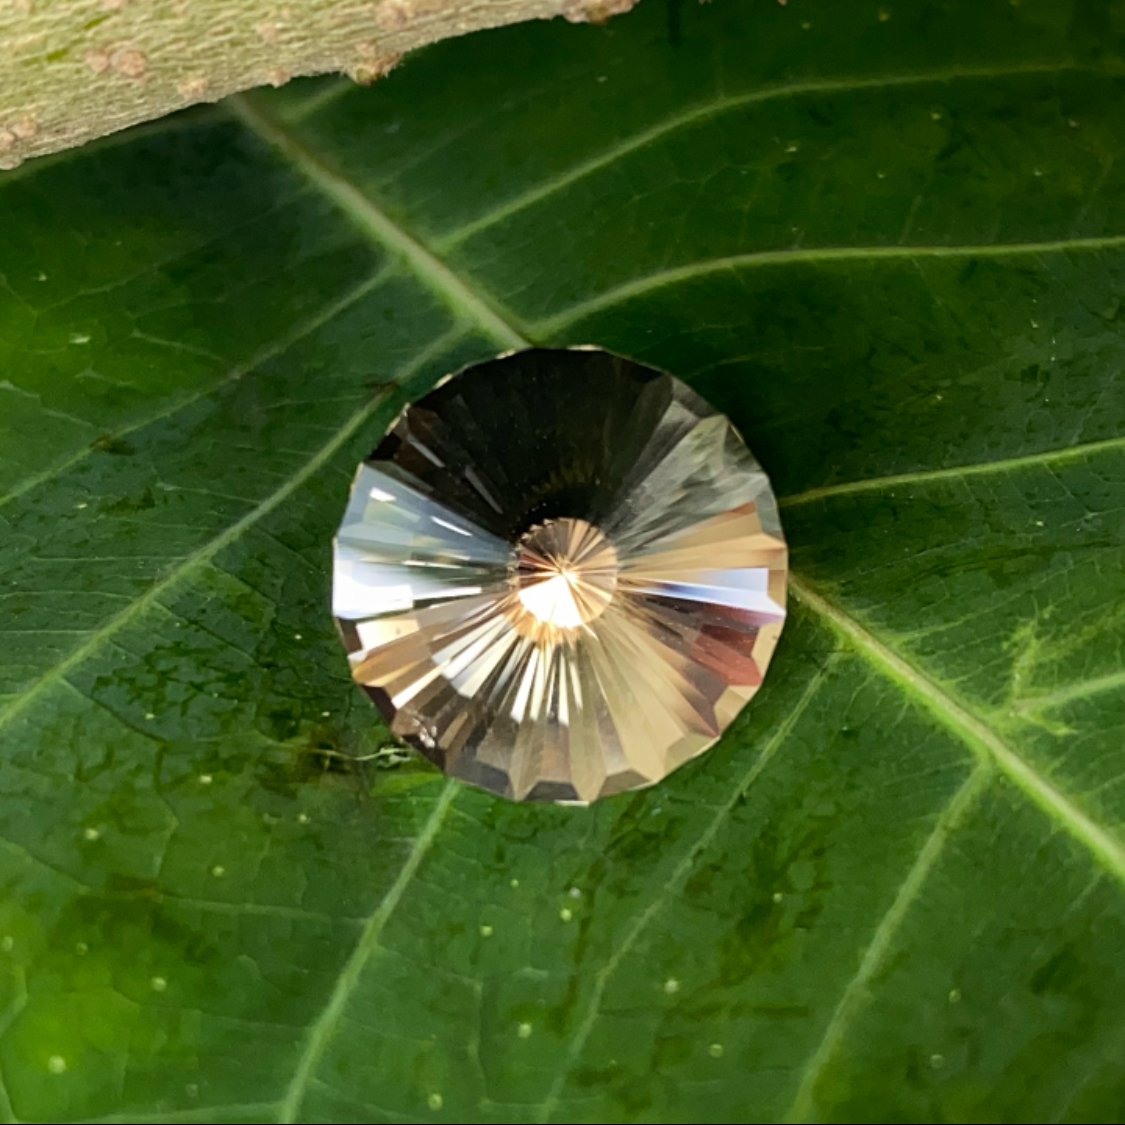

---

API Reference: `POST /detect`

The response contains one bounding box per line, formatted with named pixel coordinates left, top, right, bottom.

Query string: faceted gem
left=332, top=348, right=787, bottom=803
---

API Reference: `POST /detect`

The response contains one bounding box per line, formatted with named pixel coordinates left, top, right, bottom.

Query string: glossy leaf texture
left=2, top=0, right=1125, bottom=1121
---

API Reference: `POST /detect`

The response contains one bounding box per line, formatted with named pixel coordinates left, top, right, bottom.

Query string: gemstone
left=332, top=348, right=787, bottom=803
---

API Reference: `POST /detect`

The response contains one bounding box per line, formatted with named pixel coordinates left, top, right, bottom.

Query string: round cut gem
left=332, top=348, right=787, bottom=803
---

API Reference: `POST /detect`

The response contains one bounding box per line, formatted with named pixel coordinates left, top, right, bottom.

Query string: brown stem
left=0, top=0, right=640, bottom=169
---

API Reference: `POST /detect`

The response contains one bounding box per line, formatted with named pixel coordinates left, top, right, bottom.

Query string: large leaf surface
left=2, top=0, right=1125, bottom=1121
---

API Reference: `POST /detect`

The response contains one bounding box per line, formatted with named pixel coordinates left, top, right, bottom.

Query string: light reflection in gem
left=333, top=348, right=787, bottom=802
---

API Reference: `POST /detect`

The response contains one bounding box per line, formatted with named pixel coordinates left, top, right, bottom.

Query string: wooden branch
left=0, top=0, right=640, bottom=168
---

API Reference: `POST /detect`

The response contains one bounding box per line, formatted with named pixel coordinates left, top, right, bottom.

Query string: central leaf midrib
left=789, top=575, right=1125, bottom=885
left=227, top=95, right=532, bottom=353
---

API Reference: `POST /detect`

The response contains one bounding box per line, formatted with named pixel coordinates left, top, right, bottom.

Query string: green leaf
left=2, top=0, right=1125, bottom=1121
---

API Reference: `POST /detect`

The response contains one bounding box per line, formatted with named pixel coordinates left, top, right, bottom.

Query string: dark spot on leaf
left=105, top=485, right=156, bottom=513
left=68, top=877, right=222, bottom=972
left=1030, top=944, right=1081, bottom=995
left=806, top=104, right=833, bottom=128
left=573, top=1062, right=619, bottom=1089
left=90, top=435, right=135, bottom=455
left=262, top=706, right=301, bottom=743
left=703, top=814, right=833, bottom=988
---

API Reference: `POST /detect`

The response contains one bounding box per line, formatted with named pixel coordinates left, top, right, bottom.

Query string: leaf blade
left=2, top=2, right=1125, bottom=1122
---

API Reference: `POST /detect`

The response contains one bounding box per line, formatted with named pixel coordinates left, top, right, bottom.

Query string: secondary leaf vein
left=779, top=434, right=1125, bottom=508
left=535, top=670, right=828, bottom=1123
left=0, top=329, right=463, bottom=736
left=438, top=60, right=1089, bottom=251
left=277, top=780, right=459, bottom=1124
left=783, top=767, right=990, bottom=1122
left=0, top=267, right=392, bottom=510
left=536, top=237, right=1125, bottom=335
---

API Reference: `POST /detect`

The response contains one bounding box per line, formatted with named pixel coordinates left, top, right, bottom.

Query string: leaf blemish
left=90, top=435, right=135, bottom=456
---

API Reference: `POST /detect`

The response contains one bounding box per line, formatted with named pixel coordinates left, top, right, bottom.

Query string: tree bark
left=0, top=0, right=640, bottom=169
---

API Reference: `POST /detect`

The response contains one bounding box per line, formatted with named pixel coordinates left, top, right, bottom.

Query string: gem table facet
left=332, top=348, right=788, bottom=803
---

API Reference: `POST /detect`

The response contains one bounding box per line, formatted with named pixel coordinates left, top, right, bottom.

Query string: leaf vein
left=790, top=575, right=1125, bottom=885
left=535, top=669, right=828, bottom=1123
left=227, top=95, right=531, bottom=352
left=779, top=434, right=1125, bottom=508
left=0, top=834, right=90, bottom=893
left=0, top=330, right=463, bottom=736
left=536, top=237, right=1125, bottom=335
left=0, top=969, right=26, bottom=1125
left=74, top=1102, right=281, bottom=1125
left=1014, top=669, right=1125, bottom=715
left=277, top=780, right=459, bottom=1123
left=782, top=767, right=990, bottom=1122
left=438, top=60, right=1090, bottom=251
left=0, top=266, right=393, bottom=510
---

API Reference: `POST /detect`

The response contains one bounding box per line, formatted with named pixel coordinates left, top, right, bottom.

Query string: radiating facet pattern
left=333, top=348, right=787, bottom=802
